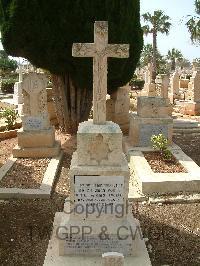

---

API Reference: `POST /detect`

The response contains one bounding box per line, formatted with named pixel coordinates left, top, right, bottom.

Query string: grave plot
left=128, top=145, right=200, bottom=196
left=125, top=90, right=200, bottom=200
left=0, top=151, right=63, bottom=199
left=44, top=21, right=151, bottom=266
left=0, top=72, right=63, bottom=199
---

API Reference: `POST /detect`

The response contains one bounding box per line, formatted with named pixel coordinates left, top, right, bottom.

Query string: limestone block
left=143, top=83, right=156, bottom=97
left=58, top=212, right=140, bottom=256
left=17, top=127, right=56, bottom=148
left=76, top=121, right=126, bottom=166
left=111, top=86, right=130, bottom=101
left=13, top=82, right=23, bottom=104
left=12, top=140, right=61, bottom=158
left=102, top=252, right=124, bottom=266
left=137, top=96, right=171, bottom=118
left=129, top=113, right=173, bottom=147
left=179, top=101, right=200, bottom=116
left=68, top=151, right=130, bottom=217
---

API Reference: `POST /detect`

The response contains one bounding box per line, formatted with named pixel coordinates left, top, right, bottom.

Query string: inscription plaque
left=74, top=175, right=124, bottom=215
left=23, top=116, right=43, bottom=131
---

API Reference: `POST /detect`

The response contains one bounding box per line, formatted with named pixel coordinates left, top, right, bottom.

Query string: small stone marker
left=102, top=252, right=124, bottom=266
left=13, top=65, right=23, bottom=105
left=145, top=63, right=153, bottom=84
left=72, top=21, right=129, bottom=125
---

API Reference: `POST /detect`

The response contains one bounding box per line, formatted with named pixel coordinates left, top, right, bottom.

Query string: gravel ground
left=0, top=138, right=17, bottom=167
left=0, top=158, right=50, bottom=188
left=0, top=133, right=199, bottom=266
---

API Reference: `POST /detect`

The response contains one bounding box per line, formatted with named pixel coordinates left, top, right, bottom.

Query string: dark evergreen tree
left=0, top=0, right=143, bottom=133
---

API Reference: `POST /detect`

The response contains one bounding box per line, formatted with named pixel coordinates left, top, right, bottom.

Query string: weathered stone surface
left=77, top=121, right=125, bottom=166
left=170, top=71, right=179, bottom=94
left=129, top=114, right=173, bottom=147
left=106, top=86, right=130, bottom=134
left=186, top=70, right=200, bottom=102
left=72, top=21, right=129, bottom=125
left=137, top=96, right=172, bottom=118
left=102, top=252, right=124, bottom=266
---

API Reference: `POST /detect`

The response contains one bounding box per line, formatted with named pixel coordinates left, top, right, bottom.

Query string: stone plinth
left=57, top=121, right=143, bottom=257
left=77, top=121, right=125, bottom=166
left=128, top=97, right=173, bottom=147
left=106, top=86, right=130, bottom=134
left=185, top=70, right=200, bottom=102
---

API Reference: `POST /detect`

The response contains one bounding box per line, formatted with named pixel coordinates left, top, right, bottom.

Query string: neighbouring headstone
left=106, top=85, right=130, bottom=134
left=13, top=73, right=60, bottom=158
left=180, top=69, right=200, bottom=115
left=13, top=65, right=23, bottom=105
left=155, top=74, right=170, bottom=99
left=51, top=21, right=150, bottom=264
left=142, top=63, right=156, bottom=97
left=129, top=96, right=173, bottom=147
left=102, top=252, right=124, bottom=266
left=169, top=71, right=180, bottom=102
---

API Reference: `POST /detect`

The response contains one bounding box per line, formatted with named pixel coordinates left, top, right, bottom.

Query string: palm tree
left=142, top=10, right=171, bottom=82
left=186, top=0, right=200, bottom=44
left=166, top=48, right=183, bottom=71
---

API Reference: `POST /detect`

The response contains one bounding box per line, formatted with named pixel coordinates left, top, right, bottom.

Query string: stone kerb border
left=129, top=145, right=200, bottom=195
left=0, top=151, right=63, bottom=199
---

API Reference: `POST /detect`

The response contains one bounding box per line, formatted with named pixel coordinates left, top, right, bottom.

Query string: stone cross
left=22, top=73, right=48, bottom=116
left=72, top=21, right=129, bottom=124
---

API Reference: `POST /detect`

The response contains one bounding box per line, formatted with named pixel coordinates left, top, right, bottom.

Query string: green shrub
left=129, top=74, right=145, bottom=90
left=1, top=78, right=17, bottom=93
left=0, top=108, right=18, bottom=130
left=151, top=134, right=172, bottom=160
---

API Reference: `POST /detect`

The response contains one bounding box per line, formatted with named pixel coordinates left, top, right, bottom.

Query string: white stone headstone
left=72, top=21, right=129, bottom=125
left=21, top=73, right=49, bottom=131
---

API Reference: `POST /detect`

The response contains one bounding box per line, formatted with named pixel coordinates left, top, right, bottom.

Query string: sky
left=0, top=1, right=199, bottom=61
left=140, top=0, right=200, bottom=61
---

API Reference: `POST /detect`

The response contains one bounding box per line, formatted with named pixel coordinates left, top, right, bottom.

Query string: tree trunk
left=152, top=30, right=157, bottom=82
left=51, top=73, right=92, bottom=134
left=171, top=58, right=176, bottom=71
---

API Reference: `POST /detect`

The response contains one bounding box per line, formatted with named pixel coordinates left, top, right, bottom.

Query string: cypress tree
left=0, top=0, right=143, bottom=133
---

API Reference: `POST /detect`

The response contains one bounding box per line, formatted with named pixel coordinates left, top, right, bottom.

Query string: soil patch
left=0, top=158, right=50, bottom=189
left=0, top=137, right=17, bottom=167
left=143, top=151, right=187, bottom=173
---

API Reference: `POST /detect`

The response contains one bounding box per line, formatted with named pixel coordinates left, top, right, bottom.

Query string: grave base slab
left=12, top=140, right=61, bottom=158
left=43, top=212, right=151, bottom=266
left=128, top=146, right=200, bottom=195
left=17, top=127, right=56, bottom=148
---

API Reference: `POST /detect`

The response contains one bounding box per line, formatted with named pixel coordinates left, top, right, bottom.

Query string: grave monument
left=13, top=73, right=60, bottom=158
left=128, top=96, right=173, bottom=147
left=44, top=21, right=150, bottom=265
left=142, top=63, right=156, bottom=96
